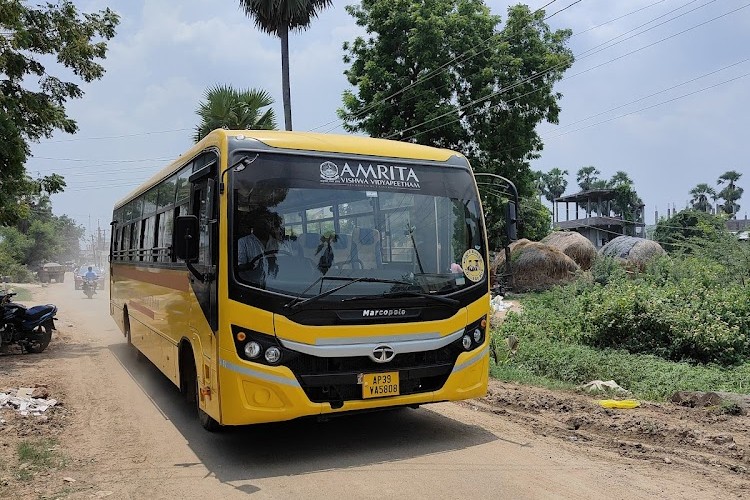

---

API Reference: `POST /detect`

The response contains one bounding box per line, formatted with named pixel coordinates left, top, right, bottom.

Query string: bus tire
left=180, top=342, right=220, bottom=432
left=196, top=380, right=220, bottom=432
left=124, top=310, right=143, bottom=361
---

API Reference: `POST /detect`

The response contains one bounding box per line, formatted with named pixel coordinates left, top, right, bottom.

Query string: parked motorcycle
left=82, top=278, right=97, bottom=299
left=0, top=291, right=57, bottom=354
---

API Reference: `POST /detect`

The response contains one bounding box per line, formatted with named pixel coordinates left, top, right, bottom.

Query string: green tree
left=194, top=85, right=277, bottom=141
left=576, top=166, right=600, bottom=191
left=0, top=0, right=119, bottom=226
left=608, top=170, right=632, bottom=188
left=689, top=183, right=716, bottom=213
left=604, top=171, right=643, bottom=235
left=238, top=0, right=332, bottom=131
left=611, top=185, right=643, bottom=235
left=540, top=168, right=568, bottom=221
left=339, top=1, right=572, bottom=247
left=716, top=170, right=743, bottom=217
left=653, top=209, right=728, bottom=254
left=518, top=195, right=552, bottom=241
left=0, top=197, right=84, bottom=280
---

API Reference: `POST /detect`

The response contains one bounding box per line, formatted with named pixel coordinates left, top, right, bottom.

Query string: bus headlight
left=265, top=346, right=281, bottom=364
left=462, top=335, right=472, bottom=350
left=244, top=341, right=262, bottom=359
left=473, top=328, right=482, bottom=343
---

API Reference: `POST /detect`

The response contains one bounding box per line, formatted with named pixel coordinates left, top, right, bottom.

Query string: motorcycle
left=82, top=277, right=97, bottom=299
left=0, top=291, right=57, bottom=354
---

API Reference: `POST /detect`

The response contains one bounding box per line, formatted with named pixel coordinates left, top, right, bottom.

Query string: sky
left=25, top=0, right=750, bottom=243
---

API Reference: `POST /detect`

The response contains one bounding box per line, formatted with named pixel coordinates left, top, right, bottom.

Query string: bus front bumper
left=218, top=346, right=489, bottom=426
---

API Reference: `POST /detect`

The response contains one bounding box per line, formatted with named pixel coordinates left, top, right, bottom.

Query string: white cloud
left=21, top=0, right=750, bottom=233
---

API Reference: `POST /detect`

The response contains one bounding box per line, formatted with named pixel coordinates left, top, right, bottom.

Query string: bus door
left=188, top=165, right=218, bottom=330
left=188, top=162, right=220, bottom=417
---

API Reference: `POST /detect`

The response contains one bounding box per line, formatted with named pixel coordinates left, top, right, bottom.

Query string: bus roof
left=114, top=130, right=464, bottom=209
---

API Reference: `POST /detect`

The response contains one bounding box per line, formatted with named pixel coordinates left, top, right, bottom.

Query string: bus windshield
left=231, top=152, right=486, bottom=300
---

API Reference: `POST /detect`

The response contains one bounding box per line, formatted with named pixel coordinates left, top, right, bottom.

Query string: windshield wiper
left=342, top=290, right=460, bottom=308
left=284, top=277, right=414, bottom=311
left=407, top=221, right=425, bottom=274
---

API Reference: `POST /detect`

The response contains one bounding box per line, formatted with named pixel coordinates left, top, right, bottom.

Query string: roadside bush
left=498, top=252, right=750, bottom=366
left=590, top=255, right=627, bottom=285
left=581, top=279, right=750, bottom=365
left=0, top=253, right=35, bottom=283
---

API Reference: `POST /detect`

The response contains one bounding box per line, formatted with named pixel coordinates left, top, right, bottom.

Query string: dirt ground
left=1, top=280, right=749, bottom=499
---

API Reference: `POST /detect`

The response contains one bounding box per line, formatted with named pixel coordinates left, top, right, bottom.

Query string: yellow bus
left=110, top=130, right=494, bottom=430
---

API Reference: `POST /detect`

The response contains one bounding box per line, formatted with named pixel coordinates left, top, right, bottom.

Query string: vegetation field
left=491, top=216, right=750, bottom=401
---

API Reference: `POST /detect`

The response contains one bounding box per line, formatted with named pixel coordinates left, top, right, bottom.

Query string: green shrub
left=590, top=255, right=627, bottom=285
left=499, top=254, right=750, bottom=366
left=0, top=253, right=35, bottom=283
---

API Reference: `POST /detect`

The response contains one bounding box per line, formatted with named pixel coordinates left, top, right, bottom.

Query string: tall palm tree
left=608, top=170, right=632, bottom=188
left=717, top=170, right=743, bottom=217
left=239, top=0, right=332, bottom=131
left=541, top=168, right=568, bottom=221
left=689, top=183, right=716, bottom=213
left=194, top=85, right=277, bottom=142
left=576, top=166, right=600, bottom=191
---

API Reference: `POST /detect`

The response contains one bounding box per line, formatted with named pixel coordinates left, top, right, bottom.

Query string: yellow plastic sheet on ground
left=598, top=399, right=640, bottom=409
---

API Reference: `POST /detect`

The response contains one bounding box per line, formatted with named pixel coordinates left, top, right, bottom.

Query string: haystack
left=541, top=231, right=597, bottom=270
left=493, top=239, right=580, bottom=292
left=599, top=236, right=666, bottom=271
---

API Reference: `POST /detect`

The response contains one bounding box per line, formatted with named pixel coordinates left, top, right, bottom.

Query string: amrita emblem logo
left=320, top=161, right=339, bottom=181
left=461, top=249, right=485, bottom=283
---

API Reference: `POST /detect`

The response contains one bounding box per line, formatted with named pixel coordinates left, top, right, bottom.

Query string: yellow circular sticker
left=461, top=249, right=485, bottom=283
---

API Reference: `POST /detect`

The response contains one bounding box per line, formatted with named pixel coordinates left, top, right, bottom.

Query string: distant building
left=553, top=189, right=645, bottom=249
left=726, top=217, right=750, bottom=232
left=726, top=216, right=749, bottom=243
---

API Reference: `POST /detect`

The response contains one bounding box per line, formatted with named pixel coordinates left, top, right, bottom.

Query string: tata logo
left=362, top=309, right=407, bottom=317
left=370, top=345, right=396, bottom=363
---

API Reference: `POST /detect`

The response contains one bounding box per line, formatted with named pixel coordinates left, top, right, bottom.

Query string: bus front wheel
left=181, top=346, right=220, bottom=432
left=124, top=310, right=143, bottom=361
left=196, top=381, right=220, bottom=432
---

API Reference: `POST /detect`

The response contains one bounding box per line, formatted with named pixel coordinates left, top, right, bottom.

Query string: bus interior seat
left=351, top=227, right=382, bottom=269
left=300, top=233, right=322, bottom=261
left=331, top=233, right=352, bottom=268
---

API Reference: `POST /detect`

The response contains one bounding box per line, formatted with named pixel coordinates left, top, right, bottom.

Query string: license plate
left=361, top=371, right=400, bottom=399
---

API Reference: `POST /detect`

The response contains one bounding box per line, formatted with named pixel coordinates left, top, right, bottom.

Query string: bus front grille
left=282, top=345, right=461, bottom=404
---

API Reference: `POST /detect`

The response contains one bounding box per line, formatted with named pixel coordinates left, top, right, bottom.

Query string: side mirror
left=173, top=215, right=199, bottom=261
left=505, top=201, right=518, bottom=241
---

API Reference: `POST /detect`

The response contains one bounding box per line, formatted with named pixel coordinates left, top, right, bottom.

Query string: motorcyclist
left=84, top=266, right=98, bottom=293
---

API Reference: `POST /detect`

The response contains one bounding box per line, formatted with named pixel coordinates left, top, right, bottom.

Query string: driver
left=237, top=212, right=303, bottom=280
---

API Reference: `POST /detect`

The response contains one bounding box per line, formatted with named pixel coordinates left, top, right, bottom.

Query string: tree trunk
left=280, top=25, right=292, bottom=131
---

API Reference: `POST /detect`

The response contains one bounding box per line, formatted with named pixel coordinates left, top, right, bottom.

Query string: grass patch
left=2, top=286, right=32, bottom=301
left=16, top=438, right=66, bottom=481
left=490, top=332, right=750, bottom=401
left=490, top=360, right=575, bottom=392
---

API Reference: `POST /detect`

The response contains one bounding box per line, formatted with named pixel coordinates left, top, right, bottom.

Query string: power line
left=312, top=0, right=568, bottom=133
left=30, top=164, right=169, bottom=178
left=403, top=2, right=750, bottom=141
left=30, top=156, right=173, bottom=163
left=320, top=0, right=695, bottom=135
left=543, top=58, right=749, bottom=132
left=41, top=128, right=192, bottom=143
left=399, top=0, right=740, bottom=141
left=544, top=72, right=750, bottom=141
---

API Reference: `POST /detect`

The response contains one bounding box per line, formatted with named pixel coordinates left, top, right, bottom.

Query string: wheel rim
left=27, top=325, right=51, bottom=352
